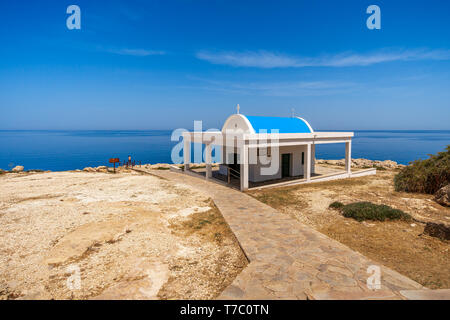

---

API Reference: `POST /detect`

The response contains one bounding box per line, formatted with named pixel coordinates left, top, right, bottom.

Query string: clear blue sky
left=1, top=0, right=449, bottom=130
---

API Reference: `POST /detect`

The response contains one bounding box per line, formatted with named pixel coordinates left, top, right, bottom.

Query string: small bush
left=189, top=165, right=206, bottom=170
left=394, top=145, right=450, bottom=194
left=329, top=201, right=344, bottom=210
left=341, top=201, right=411, bottom=222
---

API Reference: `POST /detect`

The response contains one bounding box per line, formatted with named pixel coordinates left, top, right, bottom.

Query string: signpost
left=109, top=158, right=120, bottom=173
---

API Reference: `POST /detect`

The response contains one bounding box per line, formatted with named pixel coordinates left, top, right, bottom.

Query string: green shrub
left=341, top=201, right=411, bottom=222
left=394, top=145, right=450, bottom=194
left=329, top=201, right=344, bottom=210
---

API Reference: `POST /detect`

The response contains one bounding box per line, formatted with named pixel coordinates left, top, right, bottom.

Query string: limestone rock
left=44, top=220, right=132, bottom=266
left=423, top=221, right=450, bottom=240
left=434, top=184, right=450, bottom=207
left=316, top=158, right=403, bottom=170
left=12, top=166, right=24, bottom=173
left=150, top=163, right=171, bottom=170
left=379, top=160, right=398, bottom=168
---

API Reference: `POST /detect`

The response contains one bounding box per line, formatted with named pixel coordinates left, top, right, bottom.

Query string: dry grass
left=160, top=201, right=248, bottom=299
left=170, top=200, right=241, bottom=245
left=320, top=219, right=449, bottom=289
left=248, top=168, right=450, bottom=289
left=252, top=188, right=307, bottom=215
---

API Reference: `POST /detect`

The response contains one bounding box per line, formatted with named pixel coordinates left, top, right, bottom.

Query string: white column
left=221, top=137, right=226, bottom=165
left=345, top=141, right=352, bottom=175
left=311, top=143, right=316, bottom=175
left=305, top=143, right=311, bottom=181
left=183, top=136, right=190, bottom=171
left=240, top=145, right=249, bottom=191
left=205, top=142, right=212, bottom=180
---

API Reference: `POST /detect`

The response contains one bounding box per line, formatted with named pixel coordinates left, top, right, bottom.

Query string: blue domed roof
left=244, top=116, right=313, bottom=134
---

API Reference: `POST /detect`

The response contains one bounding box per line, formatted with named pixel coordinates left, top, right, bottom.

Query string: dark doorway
left=281, top=153, right=291, bottom=178
left=229, top=153, right=240, bottom=174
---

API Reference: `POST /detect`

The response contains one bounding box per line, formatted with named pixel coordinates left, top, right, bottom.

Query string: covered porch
left=182, top=131, right=363, bottom=191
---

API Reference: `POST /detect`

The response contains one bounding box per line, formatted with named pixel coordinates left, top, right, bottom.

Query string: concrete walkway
left=137, top=168, right=433, bottom=300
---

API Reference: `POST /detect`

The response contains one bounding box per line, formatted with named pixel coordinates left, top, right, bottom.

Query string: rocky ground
left=0, top=170, right=247, bottom=300
left=316, top=158, right=405, bottom=170
left=249, top=167, right=450, bottom=289
left=1, top=159, right=448, bottom=297
left=78, top=163, right=219, bottom=173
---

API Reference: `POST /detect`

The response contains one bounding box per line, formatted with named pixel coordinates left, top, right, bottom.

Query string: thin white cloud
left=196, top=51, right=299, bottom=68
left=186, top=76, right=358, bottom=97
left=196, top=49, right=450, bottom=68
left=107, top=48, right=166, bottom=56
left=240, top=80, right=358, bottom=96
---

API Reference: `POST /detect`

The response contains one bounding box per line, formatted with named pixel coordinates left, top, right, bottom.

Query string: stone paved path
left=137, top=168, right=426, bottom=299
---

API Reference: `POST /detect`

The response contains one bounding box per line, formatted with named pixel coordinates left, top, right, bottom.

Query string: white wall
left=219, top=144, right=316, bottom=183
left=221, top=114, right=253, bottom=133
left=248, top=145, right=315, bottom=182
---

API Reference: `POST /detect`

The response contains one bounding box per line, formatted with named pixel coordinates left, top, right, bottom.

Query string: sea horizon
left=2, top=129, right=450, bottom=132
left=1, top=129, right=449, bottom=172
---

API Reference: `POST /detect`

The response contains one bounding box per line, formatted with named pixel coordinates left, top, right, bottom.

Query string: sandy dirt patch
left=249, top=167, right=450, bottom=289
left=0, top=171, right=247, bottom=299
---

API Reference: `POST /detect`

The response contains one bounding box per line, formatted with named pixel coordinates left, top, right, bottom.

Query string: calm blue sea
left=0, top=130, right=449, bottom=171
